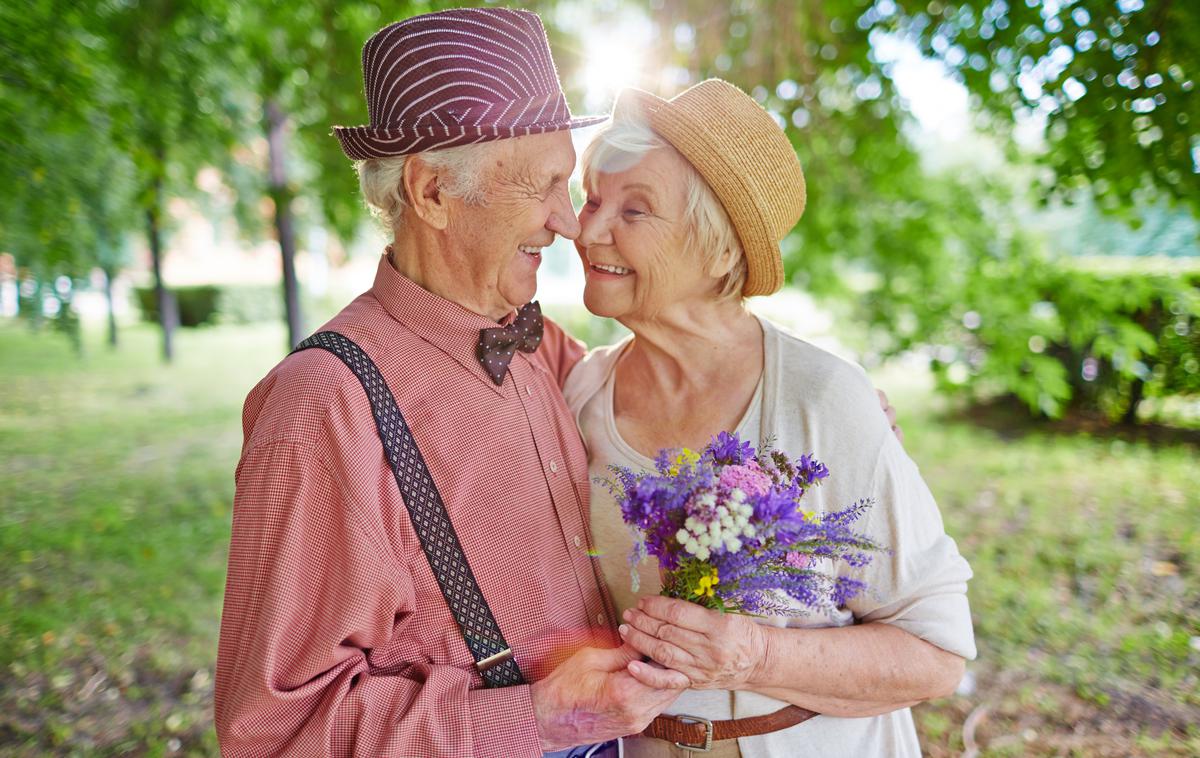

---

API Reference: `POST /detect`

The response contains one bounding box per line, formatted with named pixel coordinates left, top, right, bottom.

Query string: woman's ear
left=706, top=245, right=740, bottom=279
left=403, top=156, right=450, bottom=230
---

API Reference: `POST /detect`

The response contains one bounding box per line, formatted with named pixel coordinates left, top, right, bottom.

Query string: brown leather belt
left=641, top=705, right=818, bottom=752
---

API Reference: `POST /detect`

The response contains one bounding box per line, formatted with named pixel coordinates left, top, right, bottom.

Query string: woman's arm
left=750, top=620, right=963, bottom=716
left=620, top=596, right=964, bottom=717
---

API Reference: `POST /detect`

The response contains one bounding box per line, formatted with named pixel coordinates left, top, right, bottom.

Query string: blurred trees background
left=1, top=0, right=1196, bottom=422
left=648, top=0, right=1198, bottom=422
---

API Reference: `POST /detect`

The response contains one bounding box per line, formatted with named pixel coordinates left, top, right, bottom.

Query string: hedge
left=926, top=262, right=1200, bottom=422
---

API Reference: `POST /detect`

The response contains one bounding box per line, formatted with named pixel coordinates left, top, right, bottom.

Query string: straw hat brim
left=615, top=86, right=803, bottom=296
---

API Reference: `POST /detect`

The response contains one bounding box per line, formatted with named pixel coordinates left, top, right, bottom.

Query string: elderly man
left=215, top=9, right=687, bottom=757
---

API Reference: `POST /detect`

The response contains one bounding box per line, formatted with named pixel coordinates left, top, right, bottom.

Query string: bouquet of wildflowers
left=603, top=432, right=885, bottom=616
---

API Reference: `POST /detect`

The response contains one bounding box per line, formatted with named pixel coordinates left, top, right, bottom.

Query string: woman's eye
left=623, top=208, right=645, bottom=218
left=584, top=198, right=599, bottom=210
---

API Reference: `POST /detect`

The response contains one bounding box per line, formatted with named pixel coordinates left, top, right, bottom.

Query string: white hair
left=356, top=141, right=499, bottom=232
left=581, top=119, right=747, bottom=299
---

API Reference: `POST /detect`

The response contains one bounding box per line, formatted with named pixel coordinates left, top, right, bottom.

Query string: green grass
left=882, top=369, right=1200, bottom=756
left=0, top=321, right=289, bottom=756
left=1, top=319, right=1197, bottom=756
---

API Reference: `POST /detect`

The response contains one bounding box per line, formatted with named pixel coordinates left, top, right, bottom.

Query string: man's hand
left=530, top=644, right=688, bottom=752
left=877, top=389, right=904, bottom=443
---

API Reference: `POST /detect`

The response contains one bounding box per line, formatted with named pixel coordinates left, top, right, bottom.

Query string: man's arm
left=216, top=439, right=685, bottom=756
left=217, top=440, right=547, bottom=757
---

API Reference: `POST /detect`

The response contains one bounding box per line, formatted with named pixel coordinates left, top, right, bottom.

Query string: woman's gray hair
left=581, top=120, right=747, bottom=299
left=356, top=142, right=497, bottom=232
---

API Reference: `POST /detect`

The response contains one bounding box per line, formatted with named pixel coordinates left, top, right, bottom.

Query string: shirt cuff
left=468, top=684, right=542, bottom=758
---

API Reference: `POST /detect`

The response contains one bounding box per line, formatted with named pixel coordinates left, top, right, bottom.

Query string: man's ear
left=403, top=156, right=450, bottom=230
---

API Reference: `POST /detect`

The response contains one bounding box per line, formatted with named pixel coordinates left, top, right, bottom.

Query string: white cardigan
left=563, top=316, right=976, bottom=757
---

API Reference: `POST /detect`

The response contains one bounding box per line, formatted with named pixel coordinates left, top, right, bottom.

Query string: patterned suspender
left=293, top=331, right=526, bottom=688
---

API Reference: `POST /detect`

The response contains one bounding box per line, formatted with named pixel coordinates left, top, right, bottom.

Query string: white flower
left=695, top=546, right=711, bottom=561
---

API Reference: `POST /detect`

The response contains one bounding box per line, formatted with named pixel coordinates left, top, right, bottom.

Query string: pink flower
left=785, top=552, right=811, bottom=569
left=719, top=462, right=772, bottom=498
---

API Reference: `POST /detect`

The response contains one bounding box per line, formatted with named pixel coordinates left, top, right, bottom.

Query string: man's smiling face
left=443, top=130, right=582, bottom=318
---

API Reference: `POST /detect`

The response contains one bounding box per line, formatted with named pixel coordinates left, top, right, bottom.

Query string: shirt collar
left=369, top=252, right=518, bottom=394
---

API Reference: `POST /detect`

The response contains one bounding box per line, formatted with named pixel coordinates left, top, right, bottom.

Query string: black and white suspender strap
left=293, top=330, right=526, bottom=688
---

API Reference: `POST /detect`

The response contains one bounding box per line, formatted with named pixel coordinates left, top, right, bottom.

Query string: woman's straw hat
left=613, top=79, right=806, bottom=296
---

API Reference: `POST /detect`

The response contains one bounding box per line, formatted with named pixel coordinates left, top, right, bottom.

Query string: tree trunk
left=146, top=176, right=176, bottom=363
left=266, top=98, right=304, bottom=349
left=1122, top=378, right=1145, bottom=426
left=103, top=265, right=118, bottom=348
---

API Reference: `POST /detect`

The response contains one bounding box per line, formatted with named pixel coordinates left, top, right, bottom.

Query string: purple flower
left=795, top=454, right=830, bottom=486
left=705, top=431, right=755, bottom=466
left=609, top=433, right=884, bottom=616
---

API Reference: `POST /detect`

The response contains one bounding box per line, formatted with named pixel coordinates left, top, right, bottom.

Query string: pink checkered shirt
left=215, top=255, right=617, bottom=757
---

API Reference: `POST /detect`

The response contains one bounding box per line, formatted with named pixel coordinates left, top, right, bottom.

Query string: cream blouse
left=563, top=316, right=976, bottom=758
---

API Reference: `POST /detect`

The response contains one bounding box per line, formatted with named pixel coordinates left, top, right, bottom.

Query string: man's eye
left=623, top=208, right=645, bottom=217
left=584, top=198, right=599, bottom=209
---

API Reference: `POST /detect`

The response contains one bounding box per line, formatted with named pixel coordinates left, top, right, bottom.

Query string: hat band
left=366, top=90, right=567, bottom=140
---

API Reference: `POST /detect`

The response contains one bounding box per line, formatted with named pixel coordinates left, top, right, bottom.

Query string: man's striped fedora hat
left=333, top=7, right=606, bottom=160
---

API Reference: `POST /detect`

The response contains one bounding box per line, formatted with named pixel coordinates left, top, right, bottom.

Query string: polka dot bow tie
left=476, top=301, right=544, bottom=385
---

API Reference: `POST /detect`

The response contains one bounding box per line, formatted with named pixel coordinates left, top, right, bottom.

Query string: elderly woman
left=562, top=79, right=976, bottom=757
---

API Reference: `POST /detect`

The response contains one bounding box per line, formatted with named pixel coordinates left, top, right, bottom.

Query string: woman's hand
left=619, top=596, right=770, bottom=690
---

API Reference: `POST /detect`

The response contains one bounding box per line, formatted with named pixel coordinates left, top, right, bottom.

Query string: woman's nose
left=576, top=208, right=612, bottom=248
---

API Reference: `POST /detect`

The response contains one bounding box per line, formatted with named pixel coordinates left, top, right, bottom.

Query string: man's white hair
left=581, top=119, right=747, bottom=300
left=356, top=142, right=498, bottom=232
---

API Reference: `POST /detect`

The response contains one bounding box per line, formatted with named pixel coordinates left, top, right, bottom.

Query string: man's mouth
left=519, top=244, right=544, bottom=260
left=589, top=263, right=634, bottom=276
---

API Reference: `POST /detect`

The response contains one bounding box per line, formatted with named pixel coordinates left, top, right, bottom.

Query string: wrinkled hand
left=619, top=596, right=769, bottom=691
left=531, top=644, right=688, bottom=752
left=877, top=389, right=904, bottom=443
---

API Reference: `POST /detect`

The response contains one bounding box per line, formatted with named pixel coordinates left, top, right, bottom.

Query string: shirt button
left=574, top=535, right=582, bottom=548
left=596, top=613, right=606, bottom=625
left=549, top=460, right=559, bottom=473
left=526, top=385, right=533, bottom=396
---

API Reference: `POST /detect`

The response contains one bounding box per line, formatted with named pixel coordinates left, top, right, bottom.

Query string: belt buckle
left=672, top=713, right=714, bottom=753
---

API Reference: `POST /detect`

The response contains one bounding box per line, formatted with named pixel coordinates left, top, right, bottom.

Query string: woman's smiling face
left=575, top=144, right=717, bottom=321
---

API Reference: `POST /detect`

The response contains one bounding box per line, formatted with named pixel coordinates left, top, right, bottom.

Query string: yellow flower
left=692, top=567, right=720, bottom=598
left=668, top=448, right=701, bottom=476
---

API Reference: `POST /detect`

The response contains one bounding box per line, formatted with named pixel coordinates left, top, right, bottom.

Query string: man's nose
left=546, top=183, right=581, bottom=240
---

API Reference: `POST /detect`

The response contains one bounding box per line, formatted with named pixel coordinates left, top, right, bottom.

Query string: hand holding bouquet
left=604, top=432, right=884, bottom=617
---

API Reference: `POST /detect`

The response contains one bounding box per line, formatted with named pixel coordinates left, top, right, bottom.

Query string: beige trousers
left=622, top=736, right=743, bottom=758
